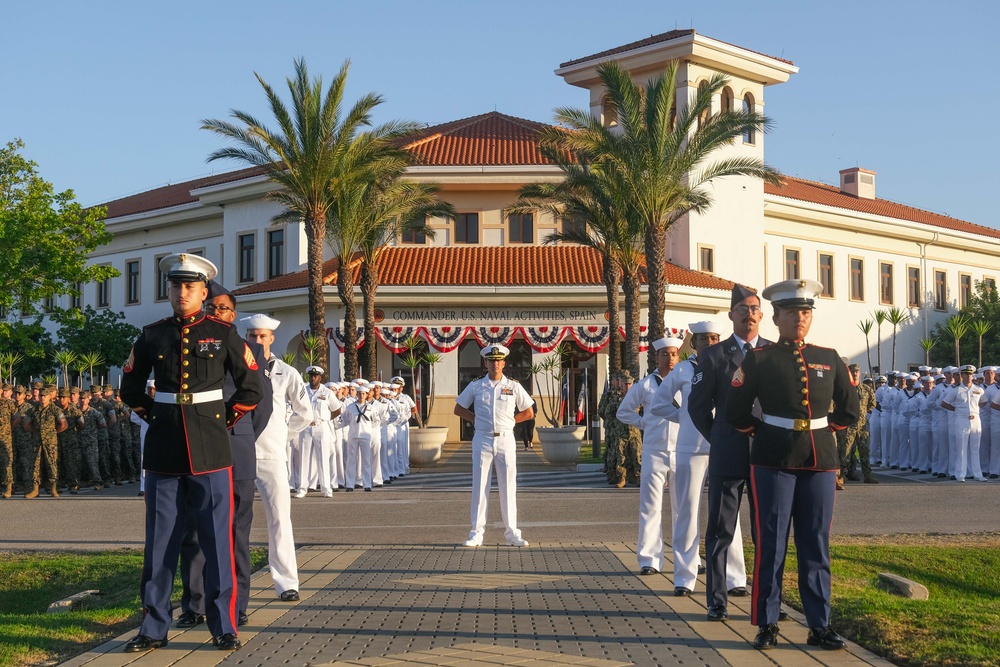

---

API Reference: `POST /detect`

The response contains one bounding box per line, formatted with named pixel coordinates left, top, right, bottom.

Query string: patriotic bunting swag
left=471, top=326, right=517, bottom=347
left=568, top=325, right=610, bottom=352
left=421, top=326, right=470, bottom=353
left=376, top=326, right=418, bottom=352
left=520, top=326, right=568, bottom=353
left=331, top=326, right=365, bottom=352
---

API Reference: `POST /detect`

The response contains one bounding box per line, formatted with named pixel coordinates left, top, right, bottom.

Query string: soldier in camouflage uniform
left=57, top=388, right=85, bottom=493
left=79, top=391, right=106, bottom=490
left=24, top=386, right=67, bottom=498
left=102, top=384, right=123, bottom=484
left=838, top=364, right=878, bottom=486
left=112, top=390, right=134, bottom=482
left=598, top=370, right=642, bottom=487
left=12, top=386, right=35, bottom=493
left=91, top=386, right=113, bottom=485
left=0, top=383, right=16, bottom=498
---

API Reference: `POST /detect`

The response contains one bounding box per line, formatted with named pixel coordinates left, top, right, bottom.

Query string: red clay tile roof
left=101, top=166, right=266, bottom=218
left=765, top=177, right=1000, bottom=241
left=560, top=29, right=794, bottom=68
left=402, top=112, right=553, bottom=166
left=234, top=246, right=735, bottom=296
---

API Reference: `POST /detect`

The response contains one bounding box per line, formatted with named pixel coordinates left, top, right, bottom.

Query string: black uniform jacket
left=688, top=334, right=771, bottom=477
left=726, top=340, right=859, bottom=471
left=121, top=312, right=264, bottom=475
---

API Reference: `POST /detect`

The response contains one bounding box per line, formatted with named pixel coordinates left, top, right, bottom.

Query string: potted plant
left=399, top=335, right=447, bottom=464
left=530, top=343, right=585, bottom=465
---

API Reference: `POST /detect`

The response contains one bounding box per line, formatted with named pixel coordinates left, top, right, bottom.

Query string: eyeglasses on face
left=732, top=305, right=762, bottom=315
left=205, top=304, right=234, bottom=314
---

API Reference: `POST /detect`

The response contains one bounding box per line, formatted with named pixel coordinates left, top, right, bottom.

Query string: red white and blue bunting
left=331, top=327, right=365, bottom=352
left=568, top=325, right=611, bottom=352
left=520, top=326, right=568, bottom=353
left=376, top=326, right=418, bottom=352
left=619, top=325, right=649, bottom=352
left=421, top=326, right=470, bottom=353
left=471, top=326, right=518, bottom=348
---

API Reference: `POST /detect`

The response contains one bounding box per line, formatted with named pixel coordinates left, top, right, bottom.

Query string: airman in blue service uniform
left=726, top=279, right=859, bottom=652
left=120, top=254, right=264, bottom=653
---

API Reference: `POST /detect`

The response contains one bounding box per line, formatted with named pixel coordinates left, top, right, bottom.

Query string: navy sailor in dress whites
left=726, top=279, right=859, bottom=652
left=120, top=254, right=264, bottom=653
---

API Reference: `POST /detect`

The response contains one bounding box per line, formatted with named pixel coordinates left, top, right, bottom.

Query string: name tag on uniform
left=501, top=388, right=514, bottom=396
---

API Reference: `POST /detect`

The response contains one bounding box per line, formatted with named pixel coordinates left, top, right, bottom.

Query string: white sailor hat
left=943, top=366, right=956, bottom=373
left=919, top=375, right=933, bottom=383
left=159, top=253, right=217, bottom=284
left=918, top=365, right=930, bottom=372
left=687, top=320, right=724, bottom=335
left=908, top=373, right=920, bottom=380
left=363, top=382, right=376, bottom=391
left=876, top=375, right=887, bottom=382
left=381, top=382, right=392, bottom=389
left=390, top=376, right=405, bottom=386
left=306, top=365, right=325, bottom=375
left=325, top=382, right=337, bottom=389
left=973, top=372, right=984, bottom=380
left=913, top=381, right=923, bottom=389
left=934, top=374, right=945, bottom=382
left=761, top=278, right=824, bottom=309
left=932, top=367, right=942, bottom=374
left=960, top=364, right=976, bottom=374
left=652, top=336, right=685, bottom=351
left=481, top=345, right=510, bottom=360
left=352, top=378, right=366, bottom=385
left=240, top=313, right=281, bottom=331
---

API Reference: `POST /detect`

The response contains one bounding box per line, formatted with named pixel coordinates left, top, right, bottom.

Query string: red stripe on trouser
left=749, top=466, right=762, bottom=627
left=227, top=467, right=238, bottom=633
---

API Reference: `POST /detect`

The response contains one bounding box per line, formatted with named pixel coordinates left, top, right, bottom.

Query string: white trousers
left=980, top=415, right=991, bottom=473
left=880, top=411, right=894, bottom=466
left=933, top=418, right=950, bottom=474
left=951, top=415, right=984, bottom=480
left=637, top=447, right=671, bottom=571
left=915, top=424, right=932, bottom=472
left=893, top=415, right=909, bottom=468
left=255, top=459, right=299, bottom=594
left=298, top=424, right=332, bottom=493
left=346, top=435, right=373, bottom=490
left=469, top=433, right=521, bottom=541
left=991, top=421, right=1000, bottom=476
left=327, top=424, right=345, bottom=489
left=396, top=423, right=410, bottom=475
left=908, top=421, right=921, bottom=471
left=869, top=413, right=881, bottom=464
left=380, top=425, right=396, bottom=480
left=670, top=452, right=746, bottom=590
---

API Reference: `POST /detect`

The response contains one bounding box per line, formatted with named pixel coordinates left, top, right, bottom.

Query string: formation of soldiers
left=289, top=370, right=417, bottom=496
left=598, top=369, right=642, bottom=488
left=858, top=364, right=1000, bottom=483
left=0, top=381, right=141, bottom=499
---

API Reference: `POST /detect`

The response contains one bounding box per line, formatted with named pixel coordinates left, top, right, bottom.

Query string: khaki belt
left=153, top=389, right=224, bottom=405
left=761, top=414, right=828, bottom=432
left=491, top=430, right=513, bottom=437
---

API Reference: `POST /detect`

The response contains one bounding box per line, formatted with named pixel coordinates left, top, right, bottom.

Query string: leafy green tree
left=202, top=58, right=419, bottom=380
left=550, top=62, right=780, bottom=371
left=929, top=283, right=1000, bottom=367
left=0, top=139, right=118, bottom=315
left=0, top=319, right=55, bottom=382
left=52, top=306, right=139, bottom=378
left=873, top=309, right=887, bottom=372
left=857, top=319, right=874, bottom=376
left=884, top=306, right=910, bottom=370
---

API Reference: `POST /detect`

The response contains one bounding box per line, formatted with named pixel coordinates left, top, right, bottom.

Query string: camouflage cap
left=70, top=386, right=81, bottom=394
left=102, top=384, right=113, bottom=392
left=612, top=369, right=634, bottom=383
left=57, top=388, right=71, bottom=398
left=44, top=383, right=57, bottom=393
left=1, top=383, right=10, bottom=391
left=90, top=385, right=101, bottom=394
left=14, top=385, right=26, bottom=394
left=32, top=381, right=44, bottom=389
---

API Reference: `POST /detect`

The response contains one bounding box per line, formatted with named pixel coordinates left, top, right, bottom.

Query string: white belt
left=761, top=414, right=828, bottom=432
left=153, top=389, right=224, bottom=405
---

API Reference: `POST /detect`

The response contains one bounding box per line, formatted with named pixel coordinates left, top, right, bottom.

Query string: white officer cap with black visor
left=306, top=365, right=325, bottom=375
left=481, top=345, right=510, bottom=360
left=959, top=364, right=976, bottom=374
left=160, top=253, right=217, bottom=284
left=761, top=278, right=824, bottom=309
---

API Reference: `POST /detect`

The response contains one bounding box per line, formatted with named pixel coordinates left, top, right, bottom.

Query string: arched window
left=720, top=86, right=734, bottom=113
left=742, top=92, right=756, bottom=144
left=697, top=80, right=710, bottom=130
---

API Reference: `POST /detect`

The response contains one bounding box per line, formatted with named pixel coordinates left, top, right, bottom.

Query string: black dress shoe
left=237, top=612, right=248, bottom=626
left=707, top=605, right=728, bottom=621
left=673, top=586, right=692, bottom=597
left=279, top=589, right=300, bottom=601
left=639, top=566, right=658, bottom=575
left=175, top=610, right=206, bottom=628
left=752, top=624, right=779, bottom=650
left=728, top=586, right=748, bottom=597
left=697, top=564, right=706, bottom=575
left=807, top=626, right=846, bottom=650
left=213, top=633, right=242, bottom=651
left=124, top=635, right=167, bottom=652
left=779, top=610, right=789, bottom=621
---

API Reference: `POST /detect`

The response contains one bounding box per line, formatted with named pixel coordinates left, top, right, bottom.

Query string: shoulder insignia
left=243, top=343, right=259, bottom=370
left=691, top=371, right=703, bottom=385
left=731, top=367, right=745, bottom=387
left=123, top=347, right=135, bottom=374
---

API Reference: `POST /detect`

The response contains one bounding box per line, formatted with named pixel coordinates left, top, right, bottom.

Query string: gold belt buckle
left=176, top=393, right=193, bottom=405
left=793, top=418, right=810, bottom=431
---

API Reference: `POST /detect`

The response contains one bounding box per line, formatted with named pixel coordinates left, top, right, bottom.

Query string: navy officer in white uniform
left=454, top=344, right=534, bottom=547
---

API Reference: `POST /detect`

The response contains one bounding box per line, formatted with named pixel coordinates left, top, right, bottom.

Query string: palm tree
left=857, top=319, right=874, bottom=377
left=944, top=314, right=970, bottom=365
left=918, top=337, right=936, bottom=366
left=78, top=351, right=105, bottom=389
left=884, top=306, right=910, bottom=370
left=202, top=58, right=419, bottom=380
left=53, top=350, right=77, bottom=388
left=510, top=152, right=645, bottom=376
left=969, top=319, right=993, bottom=367
left=552, top=61, right=780, bottom=371
left=0, top=351, right=23, bottom=385
left=351, top=174, right=453, bottom=381
left=873, top=309, right=887, bottom=372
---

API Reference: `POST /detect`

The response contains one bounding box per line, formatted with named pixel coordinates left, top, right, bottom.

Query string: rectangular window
left=960, top=273, right=972, bottom=308
left=934, top=270, right=947, bottom=310
left=267, top=229, right=285, bottom=279
left=907, top=266, right=921, bottom=307
left=0, top=304, right=6, bottom=319
left=508, top=213, right=533, bottom=244
left=985, top=277, right=997, bottom=294
left=72, top=282, right=83, bottom=310
left=818, top=253, right=833, bottom=297
left=699, top=245, right=715, bottom=274
left=238, top=233, right=255, bottom=283
left=784, top=248, right=800, bottom=280
left=97, top=275, right=111, bottom=308
left=44, top=296, right=56, bottom=314
left=879, top=262, right=894, bottom=305
left=400, top=222, right=426, bottom=245
left=155, top=253, right=169, bottom=301
left=850, top=257, right=864, bottom=301
left=561, top=213, right=587, bottom=240
left=126, top=259, right=140, bottom=305
left=454, top=213, right=479, bottom=244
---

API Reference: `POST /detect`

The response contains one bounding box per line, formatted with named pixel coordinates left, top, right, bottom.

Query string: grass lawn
left=775, top=536, right=1000, bottom=667
left=0, top=549, right=267, bottom=667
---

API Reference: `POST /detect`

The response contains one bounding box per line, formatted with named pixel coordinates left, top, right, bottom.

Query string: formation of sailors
left=868, top=364, right=999, bottom=481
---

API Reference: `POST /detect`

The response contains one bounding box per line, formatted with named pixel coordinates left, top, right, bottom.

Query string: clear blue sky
left=3, top=0, right=997, bottom=227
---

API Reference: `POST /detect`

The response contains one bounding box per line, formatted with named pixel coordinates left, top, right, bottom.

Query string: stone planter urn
left=536, top=425, right=585, bottom=465
left=409, top=426, right=448, bottom=466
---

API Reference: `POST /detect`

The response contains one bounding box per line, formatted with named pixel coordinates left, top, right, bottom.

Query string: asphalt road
left=1, top=468, right=997, bottom=551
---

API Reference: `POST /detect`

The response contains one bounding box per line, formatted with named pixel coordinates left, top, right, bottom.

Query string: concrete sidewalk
left=62, top=543, right=893, bottom=667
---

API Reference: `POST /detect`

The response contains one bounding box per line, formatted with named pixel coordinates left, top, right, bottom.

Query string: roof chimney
left=839, top=167, right=876, bottom=199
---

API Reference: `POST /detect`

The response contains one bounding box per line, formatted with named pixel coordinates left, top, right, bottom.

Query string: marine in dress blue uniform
left=726, top=279, right=859, bottom=651
left=120, top=254, right=263, bottom=653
